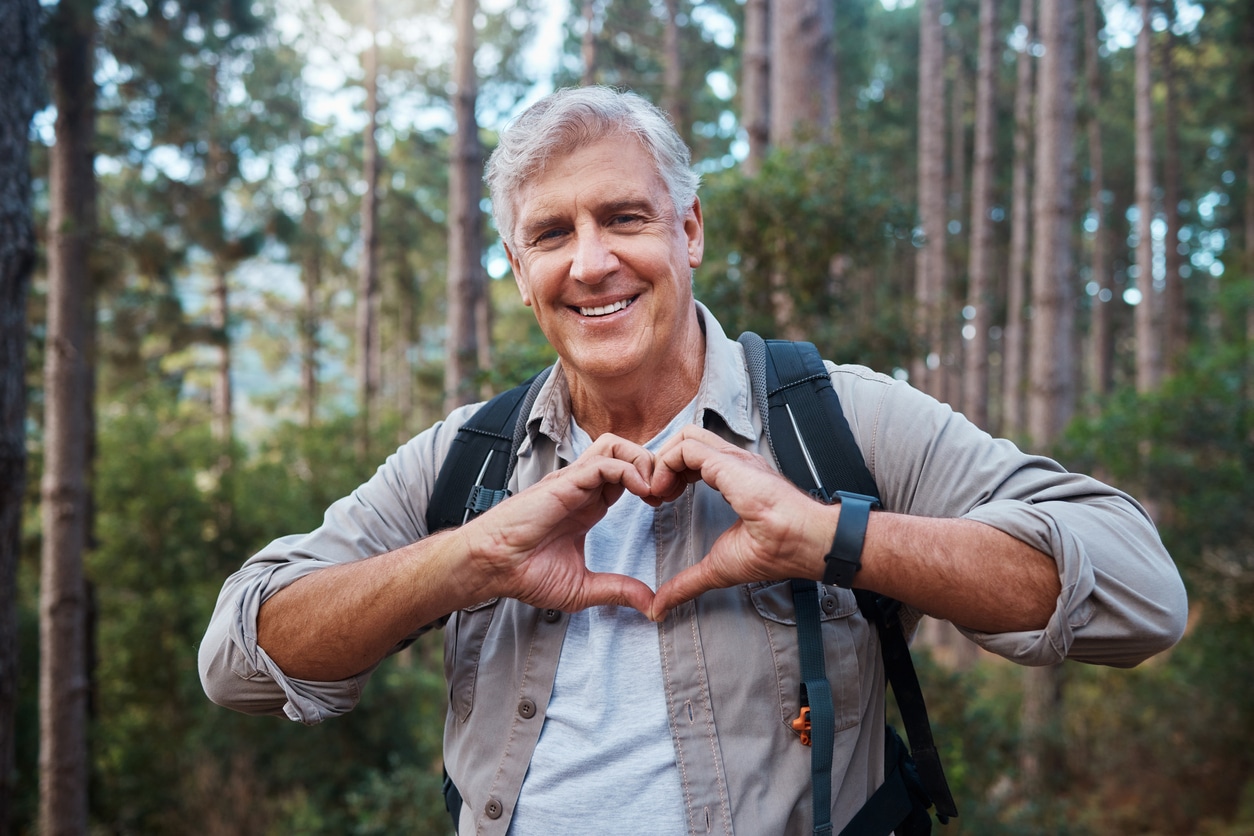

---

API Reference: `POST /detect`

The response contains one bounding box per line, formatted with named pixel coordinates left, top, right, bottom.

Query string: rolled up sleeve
left=198, top=406, right=477, bottom=723
left=198, top=551, right=373, bottom=724
left=834, top=365, right=1188, bottom=668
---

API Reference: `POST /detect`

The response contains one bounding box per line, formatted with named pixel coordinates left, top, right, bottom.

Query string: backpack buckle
left=466, top=484, right=511, bottom=515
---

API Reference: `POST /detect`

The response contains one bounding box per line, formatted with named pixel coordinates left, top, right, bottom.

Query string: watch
left=821, top=491, right=880, bottom=588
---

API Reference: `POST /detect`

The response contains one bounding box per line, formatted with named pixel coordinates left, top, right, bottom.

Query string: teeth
left=579, top=298, right=633, bottom=317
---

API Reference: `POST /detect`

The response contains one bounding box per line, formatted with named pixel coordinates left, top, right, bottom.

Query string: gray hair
left=484, top=86, right=701, bottom=252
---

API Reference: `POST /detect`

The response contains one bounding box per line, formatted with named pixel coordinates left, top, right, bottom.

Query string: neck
left=568, top=339, right=705, bottom=444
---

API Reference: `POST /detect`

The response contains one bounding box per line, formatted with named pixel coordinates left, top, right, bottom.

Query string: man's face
left=505, top=135, right=704, bottom=388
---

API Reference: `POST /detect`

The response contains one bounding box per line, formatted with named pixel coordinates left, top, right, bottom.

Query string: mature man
left=199, top=86, right=1187, bottom=835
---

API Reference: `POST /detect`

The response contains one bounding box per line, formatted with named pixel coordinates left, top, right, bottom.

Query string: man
left=199, top=86, right=1187, bottom=835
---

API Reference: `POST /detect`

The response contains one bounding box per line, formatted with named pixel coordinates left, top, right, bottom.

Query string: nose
left=570, top=224, right=618, bottom=284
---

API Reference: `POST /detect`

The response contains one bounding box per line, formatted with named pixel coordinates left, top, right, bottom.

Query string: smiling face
left=505, top=134, right=705, bottom=410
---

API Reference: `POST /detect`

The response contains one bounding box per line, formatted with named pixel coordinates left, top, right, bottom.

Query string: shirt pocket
left=444, top=597, right=499, bottom=723
left=748, top=580, right=865, bottom=734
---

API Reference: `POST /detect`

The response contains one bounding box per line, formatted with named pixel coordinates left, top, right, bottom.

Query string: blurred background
left=1, top=0, right=1252, bottom=832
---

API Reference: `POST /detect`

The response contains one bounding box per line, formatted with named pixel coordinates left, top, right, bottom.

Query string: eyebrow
left=518, top=196, right=663, bottom=242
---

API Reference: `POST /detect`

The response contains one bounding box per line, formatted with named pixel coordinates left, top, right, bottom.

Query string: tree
left=1022, top=0, right=1077, bottom=803
left=660, top=0, right=686, bottom=134
left=357, top=0, right=381, bottom=455
left=580, top=0, right=598, bottom=85
left=962, top=0, right=997, bottom=429
left=914, top=0, right=946, bottom=397
left=1160, top=13, right=1186, bottom=374
left=40, top=0, right=98, bottom=831
left=445, top=0, right=487, bottom=413
left=0, top=1, right=41, bottom=829
left=298, top=160, right=323, bottom=429
left=740, top=0, right=769, bottom=174
left=1002, top=0, right=1035, bottom=438
left=770, top=0, right=836, bottom=146
left=1134, top=0, right=1160, bottom=393
left=1083, top=0, right=1114, bottom=398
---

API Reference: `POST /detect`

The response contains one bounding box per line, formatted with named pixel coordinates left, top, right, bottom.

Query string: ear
left=505, top=243, right=533, bottom=307
left=685, top=197, right=705, bottom=269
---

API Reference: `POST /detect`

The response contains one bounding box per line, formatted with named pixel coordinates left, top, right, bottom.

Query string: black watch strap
left=822, top=491, right=880, bottom=588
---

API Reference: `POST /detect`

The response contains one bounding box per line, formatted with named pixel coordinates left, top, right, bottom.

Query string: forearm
left=852, top=512, right=1060, bottom=633
left=257, top=527, right=482, bottom=681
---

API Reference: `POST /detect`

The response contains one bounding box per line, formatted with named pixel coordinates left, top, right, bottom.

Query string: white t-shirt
left=507, top=401, right=697, bottom=835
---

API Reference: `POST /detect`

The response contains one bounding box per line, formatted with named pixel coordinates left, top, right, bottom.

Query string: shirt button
left=820, top=594, right=837, bottom=615
left=541, top=608, right=561, bottom=623
left=518, top=698, right=537, bottom=719
left=485, top=798, right=503, bottom=819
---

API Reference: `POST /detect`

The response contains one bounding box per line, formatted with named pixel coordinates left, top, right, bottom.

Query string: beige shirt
left=199, top=303, right=1187, bottom=835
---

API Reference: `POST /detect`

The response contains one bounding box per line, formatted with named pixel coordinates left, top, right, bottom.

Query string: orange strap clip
left=791, top=706, right=812, bottom=746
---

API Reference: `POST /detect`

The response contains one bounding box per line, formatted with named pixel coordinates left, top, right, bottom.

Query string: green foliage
left=10, top=387, right=452, bottom=834
left=698, top=142, right=916, bottom=371
left=1046, top=336, right=1254, bottom=831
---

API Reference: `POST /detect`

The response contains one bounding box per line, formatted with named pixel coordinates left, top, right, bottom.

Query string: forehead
left=514, top=136, right=668, bottom=218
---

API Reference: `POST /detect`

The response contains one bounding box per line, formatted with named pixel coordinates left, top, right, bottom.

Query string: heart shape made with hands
left=475, top=424, right=832, bottom=623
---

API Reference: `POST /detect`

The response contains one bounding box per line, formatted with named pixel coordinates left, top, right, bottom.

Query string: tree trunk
left=740, top=0, right=769, bottom=174
left=0, top=1, right=40, bottom=829
left=206, top=63, right=234, bottom=450
left=40, top=0, right=97, bottom=831
left=357, top=0, right=381, bottom=454
left=963, top=0, right=997, bottom=429
left=1022, top=0, right=1076, bottom=802
left=446, top=0, right=486, bottom=413
left=580, top=0, right=598, bottom=87
left=942, top=48, right=965, bottom=408
left=914, top=0, right=946, bottom=397
left=829, top=1, right=840, bottom=131
left=1247, top=138, right=1254, bottom=347
left=395, top=269, right=417, bottom=441
left=661, top=0, right=686, bottom=137
left=1133, top=0, right=1159, bottom=393
left=1028, top=0, right=1077, bottom=444
left=1084, top=0, right=1114, bottom=399
left=770, top=0, right=835, bottom=146
left=1160, top=21, right=1186, bottom=374
left=210, top=260, right=233, bottom=444
left=1001, top=0, right=1035, bottom=438
left=299, top=178, right=321, bottom=428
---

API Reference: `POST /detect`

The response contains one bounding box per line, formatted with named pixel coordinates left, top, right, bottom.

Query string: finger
left=651, top=431, right=756, bottom=500
left=648, top=561, right=723, bottom=622
left=576, top=572, right=657, bottom=616
left=585, top=432, right=657, bottom=488
left=558, top=449, right=653, bottom=504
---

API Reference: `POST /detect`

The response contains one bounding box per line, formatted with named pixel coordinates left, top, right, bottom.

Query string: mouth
left=576, top=296, right=638, bottom=317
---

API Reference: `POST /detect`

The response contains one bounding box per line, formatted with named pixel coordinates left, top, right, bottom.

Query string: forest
left=1, top=0, right=1252, bottom=833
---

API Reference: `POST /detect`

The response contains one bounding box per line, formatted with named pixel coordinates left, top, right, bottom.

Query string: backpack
left=427, top=333, right=958, bottom=836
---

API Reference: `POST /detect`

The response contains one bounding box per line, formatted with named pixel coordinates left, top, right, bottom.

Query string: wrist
left=821, top=492, right=880, bottom=588
left=436, top=523, right=504, bottom=608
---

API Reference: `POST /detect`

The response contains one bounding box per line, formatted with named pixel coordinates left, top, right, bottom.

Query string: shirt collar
left=518, top=301, right=756, bottom=459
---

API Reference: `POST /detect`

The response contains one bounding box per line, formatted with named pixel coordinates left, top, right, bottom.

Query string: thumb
left=648, top=562, right=719, bottom=622
left=579, top=572, right=657, bottom=617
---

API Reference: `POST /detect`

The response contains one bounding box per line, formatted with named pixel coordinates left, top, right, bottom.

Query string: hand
left=457, top=433, right=660, bottom=616
left=647, top=426, right=834, bottom=621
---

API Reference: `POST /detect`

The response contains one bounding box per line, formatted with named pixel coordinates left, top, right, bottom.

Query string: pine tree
left=40, top=0, right=97, bottom=830
left=0, top=0, right=41, bottom=828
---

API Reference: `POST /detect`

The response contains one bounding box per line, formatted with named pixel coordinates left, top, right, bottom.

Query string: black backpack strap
left=856, top=593, right=958, bottom=824
left=442, top=766, right=463, bottom=830
left=838, top=726, right=936, bottom=836
left=424, top=365, right=552, bottom=533
left=738, top=331, right=957, bottom=833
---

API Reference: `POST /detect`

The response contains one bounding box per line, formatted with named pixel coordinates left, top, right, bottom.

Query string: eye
left=608, top=213, right=643, bottom=228
left=531, top=228, right=568, bottom=247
